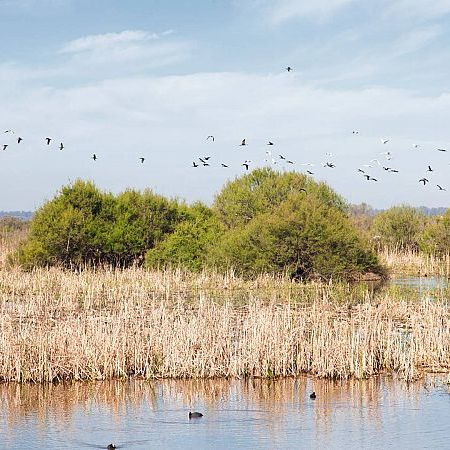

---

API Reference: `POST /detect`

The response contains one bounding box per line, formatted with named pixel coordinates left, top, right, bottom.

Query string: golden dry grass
left=0, top=266, right=449, bottom=383
left=379, top=247, right=450, bottom=277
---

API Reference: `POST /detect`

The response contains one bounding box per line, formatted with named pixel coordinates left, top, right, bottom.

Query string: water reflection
left=1, top=376, right=450, bottom=449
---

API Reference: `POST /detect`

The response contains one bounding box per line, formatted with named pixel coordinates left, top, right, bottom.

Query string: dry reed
left=0, top=266, right=449, bottom=383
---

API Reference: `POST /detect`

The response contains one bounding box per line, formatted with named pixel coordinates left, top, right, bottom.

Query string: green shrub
left=210, top=183, right=382, bottom=280
left=372, top=206, right=427, bottom=251
left=16, top=180, right=181, bottom=268
left=145, top=202, right=222, bottom=272
left=419, top=210, right=450, bottom=256
left=213, top=167, right=347, bottom=229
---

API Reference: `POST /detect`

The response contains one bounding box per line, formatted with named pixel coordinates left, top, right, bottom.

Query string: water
left=2, top=377, right=450, bottom=449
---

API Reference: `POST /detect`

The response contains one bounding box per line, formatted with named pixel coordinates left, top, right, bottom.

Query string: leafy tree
left=145, top=202, right=222, bottom=271
left=419, top=209, right=450, bottom=256
left=213, top=168, right=347, bottom=229
left=210, top=191, right=382, bottom=280
left=372, top=206, right=427, bottom=251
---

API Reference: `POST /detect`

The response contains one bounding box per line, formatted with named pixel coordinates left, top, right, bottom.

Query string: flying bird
left=437, top=148, right=447, bottom=152
left=381, top=138, right=389, bottom=145
left=437, top=185, right=446, bottom=191
left=242, top=160, right=251, bottom=170
left=364, top=175, right=377, bottom=181
left=285, top=66, right=293, bottom=72
left=3, top=144, right=7, bottom=151
left=92, top=154, right=97, bottom=161
left=427, top=165, right=433, bottom=172
left=192, top=161, right=199, bottom=167
left=59, top=143, right=64, bottom=151
left=240, top=139, right=247, bottom=146
left=279, top=154, right=286, bottom=160
left=287, top=160, right=294, bottom=164
left=358, top=168, right=365, bottom=173
left=419, top=178, right=429, bottom=185
left=324, top=162, right=335, bottom=168
left=267, top=141, right=274, bottom=146
left=306, top=170, right=314, bottom=175
left=352, top=130, right=360, bottom=135
left=221, top=163, right=229, bottom=168
left=46, top=137, right=51, bottom=145
left=17, top=137, right=23, bottom=144
left=139, top=157, right=145, bottom=163
left=206, top=135, right=215, bottom=142
left=3, top=129, right=13, bottom=134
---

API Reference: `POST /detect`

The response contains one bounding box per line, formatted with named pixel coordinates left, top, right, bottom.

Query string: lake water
left=2, top=376, right=450, bottom=449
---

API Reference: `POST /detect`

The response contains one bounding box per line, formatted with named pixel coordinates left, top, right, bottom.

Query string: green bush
left=419, top=210, right=450, bottom=256
left=145, top=202, right=222, bottom=272
left=213, top=167, right=347, bottom=229
left=16, top=180, right=181, bottom=268
left=210, top=173, right=382, bottom=280
left=372, top=206, right=427, bottom=251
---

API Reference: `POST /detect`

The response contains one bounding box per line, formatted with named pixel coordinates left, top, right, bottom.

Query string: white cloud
left=387, top=0, right=450, bottom=18
left=57, top=30, right=190, bottom=76
left=265, top=0, right=356, bottom=24
left=60, top=30, right=163, bottom=54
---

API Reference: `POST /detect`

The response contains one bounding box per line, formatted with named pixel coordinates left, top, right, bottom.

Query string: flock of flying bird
left=191, top=132, right=448, bottom=192
left=2, top=67, right=448, bottom=193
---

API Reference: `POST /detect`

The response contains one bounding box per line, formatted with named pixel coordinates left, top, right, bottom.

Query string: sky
left=1, top=0, right=450, bottom=210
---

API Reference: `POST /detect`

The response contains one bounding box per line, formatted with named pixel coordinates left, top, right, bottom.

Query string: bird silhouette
left=427, top=165, right=433, bottom=172
left=381, top=138, right=389, bottom=145
left=206, top=135, right=215, bottom=142
left=324, top=162, right=335, bottom=168
left=189, top=411, right=203, bottom=419
left=46, top=137, right=52, bottom=145
left=267, top=141, right=274, bottom=146
left=139, top=157, right=145, bottom=163
left=221, top=163, right=229, bottom=167
left=306, top=170, right=314, bottom=175
left=364, top=175, right=377, bottom=181
left=352, top=130, right=359, bottom=135
left=192, top=161, right=199, bottom=167
left=92, top=154, right=97, bottom=161
left=17, top=137, right=23, bottom=144
left=3, top=144, right=8, bottom=151
left=240, top=139, right=247, bottom=146
left=310, top=392, right=316, bottom=400
left=107, top=445, right=116, bottom=450
left=59, top=143, right=64, bottom=151
left=285, top=66, right=293, bottom=72
left=419, top=178, right=429, bottom=185
left=437, top=148, right=447, bottom=152
left=242, top=161, right=250, bottom=170
left=3, top=129, right=13, bottom=134
left=437, top=185, right=446, bottom=191
left=279, top=154, right=286, bottom=160
left=287, top=160, right=294, bottom=164
left=358, top=168, right=365, bottom=173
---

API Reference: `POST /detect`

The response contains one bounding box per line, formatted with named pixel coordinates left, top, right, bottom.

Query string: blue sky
left=1, top=0, right=450, bottom=210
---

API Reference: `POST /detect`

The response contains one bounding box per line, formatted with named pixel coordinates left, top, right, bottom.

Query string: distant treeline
left=0, top=211, right=33, bottom=220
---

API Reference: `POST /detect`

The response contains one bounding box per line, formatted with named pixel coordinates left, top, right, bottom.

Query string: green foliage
left=210, top=177, right=382, bottom=280
left=145, top=202, right=222, bottom=272
left=419, top=210, right=450, bottom=256
left=372, top=206, right=427, bottom=251
left=16, top=180, right=181, bottom=269
left=213, top=167, right=347, bottom=229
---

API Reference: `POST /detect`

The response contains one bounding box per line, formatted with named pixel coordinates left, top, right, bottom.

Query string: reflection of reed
left=1, top=268, right=449, bottom=382
left=1, top=377, right=438, bottom=445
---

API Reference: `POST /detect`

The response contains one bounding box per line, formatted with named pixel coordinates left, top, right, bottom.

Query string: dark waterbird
left=240, top=139, right=247, bottom=146
left=285, top=66, right=293, bottom=72
left=46, top=137, right=52, bottom=145
left=189, top=411, right=203, bottom=419
left=59, top=142, right=64, bottom=150
left=221, top=163, right=229, bottom=167
left=310, top=392, right=316, bottom=400
left=437, top=185, right=446, bottom=191
left=92, top=154, right=97, bottom=161
left=206, top=135, right=215, bottom=142
left=192, top=161, right=199, bottom=167
left=17, top=137, right=23, bottom=143
left=2, top=144, right=7, bottom=151
left=427, top=165, right=433, bottom=172
left=419, top=178, right=429, bottom=185
left=107, top=445, right=116, bottom=450
left=139, top=157, right=145, bottom=163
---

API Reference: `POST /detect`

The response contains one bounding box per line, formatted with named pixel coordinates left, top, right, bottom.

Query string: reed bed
left=379, top=247, right=450, bottom=277
left=1, top=266, right=449, bottom=383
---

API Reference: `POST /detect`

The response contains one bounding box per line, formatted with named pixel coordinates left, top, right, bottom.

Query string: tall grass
left=379, top=247, right=450, bottom=277
left=1, top=266, right=449, bottom=383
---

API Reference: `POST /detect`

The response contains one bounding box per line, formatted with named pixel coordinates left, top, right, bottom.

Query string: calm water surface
left=1, top=376, right=450, bottom=449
